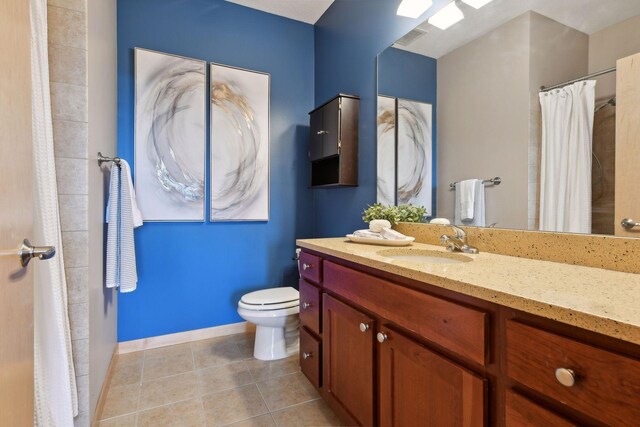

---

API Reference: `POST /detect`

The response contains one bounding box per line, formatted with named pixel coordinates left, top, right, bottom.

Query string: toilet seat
left=239, top=287, right=299, bottom=311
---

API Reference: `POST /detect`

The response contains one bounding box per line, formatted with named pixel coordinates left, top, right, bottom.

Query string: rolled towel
left=353, top=229, right=384, bottom=239
left=369, top=219, right=392, bottom=232
left=430, top=218, right=451, bottom=225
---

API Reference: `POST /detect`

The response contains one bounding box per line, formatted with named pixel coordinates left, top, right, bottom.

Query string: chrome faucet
left=440, top=226, right=479, bottom=254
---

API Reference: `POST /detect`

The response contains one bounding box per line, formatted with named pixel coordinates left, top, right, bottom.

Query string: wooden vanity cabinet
left=297, top=248, right=640, bottom=426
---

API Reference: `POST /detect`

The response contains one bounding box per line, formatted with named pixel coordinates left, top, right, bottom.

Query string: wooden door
left=309, top=108, right=324, bottom=161
left=615, top=52, right=640, bottom=236
left=378, top=327, right=486, bottom=427
left=505, top=391, right=577, bottom=427
left=0, top=0, right=35, bottom=424
left=322, top=97, right=341, bottom=158
left=323, top=295, right=375, bottom=426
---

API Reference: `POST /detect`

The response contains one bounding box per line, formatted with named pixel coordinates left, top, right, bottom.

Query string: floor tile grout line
left=136, top=395, right=202, bottom=416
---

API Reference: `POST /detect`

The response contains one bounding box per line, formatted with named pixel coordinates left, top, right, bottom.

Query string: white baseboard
left=117, top=321, right=256, bottom=354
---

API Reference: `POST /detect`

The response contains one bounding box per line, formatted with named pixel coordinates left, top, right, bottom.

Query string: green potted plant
left=362, top=203, right=427, bottom=225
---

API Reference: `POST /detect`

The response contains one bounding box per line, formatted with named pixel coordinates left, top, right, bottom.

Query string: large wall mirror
left=377, top=0, right=640, bottom=237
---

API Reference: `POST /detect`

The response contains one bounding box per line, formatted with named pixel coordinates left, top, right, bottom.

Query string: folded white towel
left=106, top=159, right=142, bottom=228
left=353, top=229, right=384, bottom=239
left=459, top=179, right=479, bottom=221
left=454, top=180, right=486, bottom=227
left=106, top=163, right=138, bottom=293
left=379, top=228, right=407, bottom=240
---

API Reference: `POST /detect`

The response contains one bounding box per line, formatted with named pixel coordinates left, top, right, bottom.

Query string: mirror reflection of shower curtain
left=31, top=0, right=78, bottom=424
left=539, top=81, right=596, bottom=234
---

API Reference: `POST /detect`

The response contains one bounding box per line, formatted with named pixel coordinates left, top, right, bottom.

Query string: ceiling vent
left=394, top=28, right=427, bottom=47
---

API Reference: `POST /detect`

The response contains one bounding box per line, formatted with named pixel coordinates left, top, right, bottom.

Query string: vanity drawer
left=506, top=320, right=640, bottom=426
left=299, top=251, right=322, bottom=284
left=505, top=391, right=576, bottom=427
left=299, top=279, right=321, bottom=335
left=300, top=326, right=321, bottom=388
left=324, top=261, right=487, bottom=365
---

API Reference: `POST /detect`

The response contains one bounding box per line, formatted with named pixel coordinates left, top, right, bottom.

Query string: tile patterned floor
left=97, top=332, right=342, bottom=427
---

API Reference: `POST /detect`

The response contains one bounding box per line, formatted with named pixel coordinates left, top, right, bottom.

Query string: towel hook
left=98, top=152, right=121, bottom=167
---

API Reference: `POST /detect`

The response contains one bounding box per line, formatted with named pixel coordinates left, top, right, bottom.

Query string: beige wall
left=87, top=0, right=118, bottom=421
left=437, top=12, right=588, bottom=230
left=437, top=14, right=530, bottom=229
left=589, top=14, right=640, bottom=101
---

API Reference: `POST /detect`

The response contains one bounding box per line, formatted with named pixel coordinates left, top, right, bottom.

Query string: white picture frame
left=134, top=48, right=207, bottom=222
left=210, top=63, right=270, bottom=222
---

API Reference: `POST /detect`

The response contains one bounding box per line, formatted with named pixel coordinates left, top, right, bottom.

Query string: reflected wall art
left=377, top=96, right=432, bottom=213
left=134, top=48, right=206, bottom=221
left=397, top=98, right=432, bottom=213
left=377, top=95, right=396, bottom=205
left=210, top=64, right=270, bottom=222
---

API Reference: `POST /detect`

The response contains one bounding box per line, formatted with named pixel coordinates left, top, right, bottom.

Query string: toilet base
left=253, top=321, right=299, bottom=361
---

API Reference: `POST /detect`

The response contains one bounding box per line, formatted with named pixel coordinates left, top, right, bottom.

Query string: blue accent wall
left=378, top=47, right=437, bottom=214
left=117, top=0, right=315, bottom=341
left=313, top=0, right=444, bottom=237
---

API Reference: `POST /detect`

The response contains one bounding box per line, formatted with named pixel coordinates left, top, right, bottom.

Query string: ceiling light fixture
left=397, top=0, right=433, bottom=19
left=428, top=1, right=464, bottom=30
left=461, top=0, right=494, bottom=9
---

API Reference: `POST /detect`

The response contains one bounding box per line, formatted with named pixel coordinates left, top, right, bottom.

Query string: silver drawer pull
left=302, top=352, right=312, bottom=360
left=359, top=323, right=370, bottom=332
left=621, top=218, right=640, bottom=230
left=302, top=302, right=311, bottom=309
left=302, top=263, right=312, bottom=271
left=377, top=332, right=388, bottom=343
left=555, top=368, right=576, bottom=387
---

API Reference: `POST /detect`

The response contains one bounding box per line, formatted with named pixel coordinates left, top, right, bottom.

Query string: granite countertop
left=296, top=238, right=640, bottom=345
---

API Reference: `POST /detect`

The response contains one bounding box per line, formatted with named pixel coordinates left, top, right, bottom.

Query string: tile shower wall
left=47, top=0, right=90, bottom=425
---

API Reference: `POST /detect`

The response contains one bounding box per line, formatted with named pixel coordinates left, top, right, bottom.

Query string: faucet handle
left=451, top=225, right=466, bottom=240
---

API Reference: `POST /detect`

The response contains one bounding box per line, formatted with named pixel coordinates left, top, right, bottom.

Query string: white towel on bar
left=454, top=180, right=486, bottom=227
left=106, top=161, right=138, bottom=292
left=458, top=179, right=478, bottom=221
left=106, top=159, right=142, bottom=228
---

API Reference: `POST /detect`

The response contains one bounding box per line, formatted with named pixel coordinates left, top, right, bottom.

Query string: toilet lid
left=241, top=287, right=299, bottom=306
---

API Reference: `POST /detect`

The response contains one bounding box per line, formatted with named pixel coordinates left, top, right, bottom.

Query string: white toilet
left=237, top=286, right=300, bottom=360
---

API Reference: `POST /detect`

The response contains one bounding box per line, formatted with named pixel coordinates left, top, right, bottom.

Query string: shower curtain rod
left=540, top=67, right=616, bottom=92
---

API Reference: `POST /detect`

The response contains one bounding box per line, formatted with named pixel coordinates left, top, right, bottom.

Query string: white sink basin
left=377, top=249, right=472, bottom=265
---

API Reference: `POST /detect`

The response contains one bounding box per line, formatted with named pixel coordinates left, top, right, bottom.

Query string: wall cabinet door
left=309, top=108, right=324, bottom=161
left=323, top=295, right=375, bottom=426
left=321, top=98, right=341, bottom=158
left=378, top=327, right=487, bottom=427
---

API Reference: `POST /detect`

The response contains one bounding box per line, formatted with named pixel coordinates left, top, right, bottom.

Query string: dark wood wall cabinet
left=309, top=94, right=359, bottom=188
left=297, top=248, right=640, bottom=426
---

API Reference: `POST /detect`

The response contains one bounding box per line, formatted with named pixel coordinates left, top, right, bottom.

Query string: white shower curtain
left=539, top=81, right=596, bottom=234
left=31, top=0, right=78, bottom=425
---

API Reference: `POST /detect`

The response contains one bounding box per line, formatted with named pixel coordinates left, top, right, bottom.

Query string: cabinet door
left=323, top=295, right=375, bottom=426
left=322, top=98, right=341, bottom=158
left=378, top=328, right=486, bottom=427
left=309, top=108, right=324, bottom=161
left=505, top=391, right=577, bottom=427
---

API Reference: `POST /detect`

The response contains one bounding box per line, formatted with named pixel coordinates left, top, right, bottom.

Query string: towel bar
left=450, top=177, right=501, bottom=189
